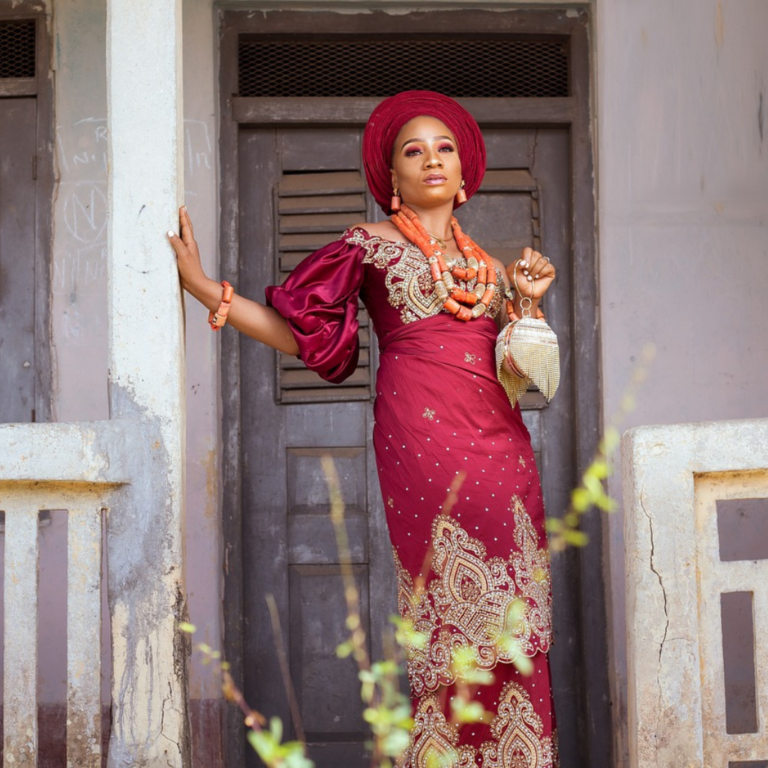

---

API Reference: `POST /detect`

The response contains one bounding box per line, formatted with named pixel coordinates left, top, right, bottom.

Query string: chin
left=413, top=190, right=456, bottom=208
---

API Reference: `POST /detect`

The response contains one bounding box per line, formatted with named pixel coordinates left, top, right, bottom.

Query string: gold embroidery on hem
left=395, top=696, right=477, bottom=768
left=393, top=496, right=552, bottom=699
left=480, top=681, right=557, bottom=768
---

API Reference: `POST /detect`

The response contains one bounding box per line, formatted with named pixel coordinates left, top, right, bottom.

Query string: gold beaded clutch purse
left=503, top=316, right=560, bottom=401
left=496, top=265, right=560, bottom=404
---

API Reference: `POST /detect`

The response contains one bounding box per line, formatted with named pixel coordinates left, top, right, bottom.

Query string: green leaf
left=564, top=528, right=589, bottom=546
left=564, top=511, right=579, bottom=528
left=595, top=494, right=618, bottom=512
left=545, top=517, right=563, bottom=532
left=269, top=716, right=283, bottom=744
left=336, top=641, right=352, bottom=658
left=513, top=655, right=534, bottom=676
left=571, top=488, right=591, bottom=512
left=177, top=622, right=196, bottom=634
left=450, top=698, right=490, bottom=724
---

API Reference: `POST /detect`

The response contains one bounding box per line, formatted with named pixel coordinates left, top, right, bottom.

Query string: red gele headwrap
left=362, top=90, right=486, bottom=215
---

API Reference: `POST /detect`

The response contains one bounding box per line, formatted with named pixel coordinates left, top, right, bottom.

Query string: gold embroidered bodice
left=345, top=227, right=505, bottom=326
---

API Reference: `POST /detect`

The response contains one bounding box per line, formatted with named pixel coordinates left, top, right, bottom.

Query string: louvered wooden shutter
left=469, top=168, right=547, bottom=411
left=276, top=171, right=373, bottom=404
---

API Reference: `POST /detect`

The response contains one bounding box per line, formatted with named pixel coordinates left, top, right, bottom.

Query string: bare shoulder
left=349, top=220, right=409, bottom=245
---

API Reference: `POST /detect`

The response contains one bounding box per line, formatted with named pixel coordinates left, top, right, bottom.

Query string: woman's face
left=390, top=116, right=462, bottom=210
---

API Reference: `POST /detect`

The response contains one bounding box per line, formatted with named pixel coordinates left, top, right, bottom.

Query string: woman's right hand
left=168, top=206, right=206, bottom=291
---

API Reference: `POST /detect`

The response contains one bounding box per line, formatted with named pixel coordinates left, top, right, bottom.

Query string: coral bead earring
left=390, top=187, right=401, bottom=212
left=455, top=180, right=467, bottom=205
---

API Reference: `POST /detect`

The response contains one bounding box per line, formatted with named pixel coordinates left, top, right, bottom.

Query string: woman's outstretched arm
left=168, top=206, right=299, bottom=355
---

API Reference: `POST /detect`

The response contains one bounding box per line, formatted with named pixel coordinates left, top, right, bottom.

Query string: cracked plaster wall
left=597, top=0, right=768, bottom=764
left=4, top=0, right=222, bottom=709
left=623, top=421, right=768, bottom=766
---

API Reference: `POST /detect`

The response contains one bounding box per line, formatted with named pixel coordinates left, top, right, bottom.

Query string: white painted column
left=106, top=0, right=189, bottom=763
left=67, top=504, right=104, bottom=767
left=3, top=499, right=39, bottom=767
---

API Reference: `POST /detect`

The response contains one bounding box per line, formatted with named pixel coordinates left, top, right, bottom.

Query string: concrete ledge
left=622, top=418, right=768, bottom=767
left=0, top=420, right=142, bottom=484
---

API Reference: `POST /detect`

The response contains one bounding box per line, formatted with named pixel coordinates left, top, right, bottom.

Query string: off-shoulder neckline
left=343, top=226, right=505, bottom=277
left=343, top=225, right=414, bottom=249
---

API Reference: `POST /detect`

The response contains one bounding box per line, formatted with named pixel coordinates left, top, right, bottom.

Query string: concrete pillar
left=106, top=0, right=189, bottom=764
left=623, top=418, right=768, bottom=767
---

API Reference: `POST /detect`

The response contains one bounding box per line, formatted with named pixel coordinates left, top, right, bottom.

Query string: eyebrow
left=399, top=135, right=455, bottom=152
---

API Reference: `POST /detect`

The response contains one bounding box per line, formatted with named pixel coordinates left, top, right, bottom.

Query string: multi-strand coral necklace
left=391, top=205, right=502, bottom=322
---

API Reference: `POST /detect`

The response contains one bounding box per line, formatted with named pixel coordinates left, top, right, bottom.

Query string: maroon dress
left=266, top=227, right=558, bottom=768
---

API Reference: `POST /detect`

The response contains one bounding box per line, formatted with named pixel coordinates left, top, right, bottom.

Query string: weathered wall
left=42, top=0, right=221, bottom=707
left=29, top=0, right=768, bottom=763
left=622, top=420, right=768, bottom=766
left=596, top=0, right=768, bottom=762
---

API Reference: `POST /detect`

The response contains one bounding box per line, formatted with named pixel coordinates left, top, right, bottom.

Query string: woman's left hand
left=507, top=247, right=556, bottom=301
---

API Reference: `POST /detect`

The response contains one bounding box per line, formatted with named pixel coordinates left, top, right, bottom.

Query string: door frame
left=0, top=1, right=53, bottom=423
left=218, top=8, right=605, bottom=766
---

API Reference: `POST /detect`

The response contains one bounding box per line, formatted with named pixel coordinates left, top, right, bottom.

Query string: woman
left=170, top=91, right=558, bottom=767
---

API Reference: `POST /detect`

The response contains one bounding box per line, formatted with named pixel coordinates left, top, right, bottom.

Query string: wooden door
left=221, top=10, right=605, bottom=767
left=0, top=98, right=37, bottom=422
left=238, top=125, right=389, bottom=767
left=237, top=122, right=582, bottom=766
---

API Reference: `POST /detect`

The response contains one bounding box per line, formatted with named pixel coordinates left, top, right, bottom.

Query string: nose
left=424, top=146, right=443, bottom=168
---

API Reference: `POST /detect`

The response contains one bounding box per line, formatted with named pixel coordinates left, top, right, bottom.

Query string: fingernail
left=167, top=230, right=175, bottom=238
left=182, top=205, right=187, bottom=212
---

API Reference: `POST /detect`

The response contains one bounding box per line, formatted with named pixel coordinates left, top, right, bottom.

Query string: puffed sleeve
left=265, top=235, right=365, bottom=384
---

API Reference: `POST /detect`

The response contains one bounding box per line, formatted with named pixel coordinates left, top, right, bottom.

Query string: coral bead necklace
left=391, top=205, right=498, bottom=322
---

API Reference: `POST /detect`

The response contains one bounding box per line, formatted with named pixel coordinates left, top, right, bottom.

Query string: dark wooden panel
left=286, top=447, right=367, bottom=517
left=231, top=8, right=588, bottom=37
left=278, top=171, right=365, bottom=196
left=0, top=98, right=37, bottom=423
left=275, top=165, right=371, bottom=405
left=482, top=168, right=538, bottom=190
left=280, top=387, right=371, bottom=405
left=717, top=498, right=768, bottom=561
left=284, top=403, right=366, bottom=448
left=278, top=211, right=362, bottom=234
left=220, top=12, right=248, bottom=764
left=306, top=741, right=370, bottom=768
left=279, top=129, right=362, bottom=172
left=234, top=95, right=576, bottom=126
left=280, top=367, right=371, bottom=390
left=468, top=190, right=536, bottom=251
left=288, top=564, right=370, bottom=737
left=281, top=349, right=369, bottom=371
left=279, top=194, right=365, bottom=215
left=238, top=125, right=376, bottom=768
left=0, top=78, right=35, bottom=96
left=288, top=513, right=368, bottom=565
left=279, top=232, right=352, bottom=251
left=721, top=591, right=757, bottom=734
left=238, top=130, right=295, bottom=768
